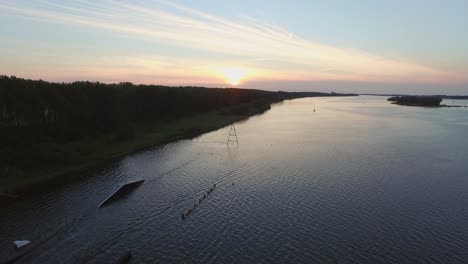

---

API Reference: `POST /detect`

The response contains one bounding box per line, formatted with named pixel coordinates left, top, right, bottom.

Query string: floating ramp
left=13, top=240, right=30, bottom=249
left=98, top=180, right=144, bottom=208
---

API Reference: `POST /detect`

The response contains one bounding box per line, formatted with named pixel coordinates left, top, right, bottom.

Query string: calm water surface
left=1, top=96, right=467, bottom=263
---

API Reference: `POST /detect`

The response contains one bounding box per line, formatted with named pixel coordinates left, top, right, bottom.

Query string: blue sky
left=0, top=0, right=467, bottom=94
left=179, top=0, right=468, bottom=64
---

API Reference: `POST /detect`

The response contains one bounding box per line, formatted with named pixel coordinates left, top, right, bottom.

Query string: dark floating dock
left=1, top=251, right=30, bottom=264
left=115, top=251, right=132, bottom=264
left=0, top=193, right=18, bottom=199
left=1, top=241, right=33, bottom=264
left=98, top=180, right=145, bottom=208
left=181, top=184, right=217, bottom=219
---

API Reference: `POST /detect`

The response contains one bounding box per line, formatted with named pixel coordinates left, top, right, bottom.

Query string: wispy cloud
left=0, top=0, right=464, bottom=85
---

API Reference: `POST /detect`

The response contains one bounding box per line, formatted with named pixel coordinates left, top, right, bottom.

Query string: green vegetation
left=0, top=76, right=356, bottom=192
left=387, top=95, right=442, bottom=107
left=440, top=95, right=468, bottom=99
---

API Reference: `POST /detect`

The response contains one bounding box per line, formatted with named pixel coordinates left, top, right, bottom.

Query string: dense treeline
left=0, top=76, right=316, bottom=144
left=1, top=76, right=355, bottom=179
left=387, top=95, right=442, bottom=106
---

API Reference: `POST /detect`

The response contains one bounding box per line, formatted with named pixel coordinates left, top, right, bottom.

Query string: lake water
left=1, top=96, right=467, bottom=263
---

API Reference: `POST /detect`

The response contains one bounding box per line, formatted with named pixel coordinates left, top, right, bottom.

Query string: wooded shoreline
left=0, top=76, right=356, bottom=193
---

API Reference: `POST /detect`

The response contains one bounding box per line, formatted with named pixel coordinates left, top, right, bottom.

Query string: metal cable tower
left=226, top=124, right=239, bottom=146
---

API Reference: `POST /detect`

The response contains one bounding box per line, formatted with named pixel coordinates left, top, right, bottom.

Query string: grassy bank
left=0, top=101, right=272, bottom=193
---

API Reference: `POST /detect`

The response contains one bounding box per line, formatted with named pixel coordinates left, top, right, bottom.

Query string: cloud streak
left=0, top=0, right=464, bottom=85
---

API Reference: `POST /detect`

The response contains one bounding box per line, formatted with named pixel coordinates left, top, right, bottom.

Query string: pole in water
left=227, top=123, right=239, bottom=147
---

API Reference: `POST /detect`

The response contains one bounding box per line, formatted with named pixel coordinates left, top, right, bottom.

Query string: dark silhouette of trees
left=0, top=75, right=355, bottom=175
left=0, top=76, right=261, bottom=143
left=387, top=95, right=442, bottom=106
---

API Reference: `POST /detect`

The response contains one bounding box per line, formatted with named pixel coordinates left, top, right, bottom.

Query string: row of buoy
left=181, top=183, right=217, bottom=220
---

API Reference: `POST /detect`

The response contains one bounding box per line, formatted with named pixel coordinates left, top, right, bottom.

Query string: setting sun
left=219, top=67, right=249, bottom=86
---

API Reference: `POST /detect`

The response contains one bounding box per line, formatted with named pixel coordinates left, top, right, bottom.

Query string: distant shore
left=361, top=93, right=468, bottom=100
left=387, top=95, right=467, bottom=108
left=387, top=95, right=442, bottom=107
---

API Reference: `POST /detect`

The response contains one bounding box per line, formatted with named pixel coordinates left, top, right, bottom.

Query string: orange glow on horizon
left=218, top=67, right=249, bottom=86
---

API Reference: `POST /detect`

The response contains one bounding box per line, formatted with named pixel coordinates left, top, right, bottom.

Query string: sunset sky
left=1, top=0, right=467, bottom=94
